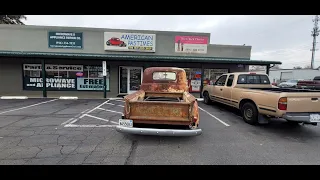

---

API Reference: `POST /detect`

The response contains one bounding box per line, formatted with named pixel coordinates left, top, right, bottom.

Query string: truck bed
left=123, top=90, right=196, bottom=125
left=247, top=87, right=320, bottom=93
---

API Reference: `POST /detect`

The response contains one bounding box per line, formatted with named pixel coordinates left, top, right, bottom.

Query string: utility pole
left=311, top=15, right=319, bottom=69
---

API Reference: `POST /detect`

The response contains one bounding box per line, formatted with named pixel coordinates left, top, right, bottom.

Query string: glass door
left=119, top=66, right=143, bottom=94
left=127, top=67, right=143, bottom=94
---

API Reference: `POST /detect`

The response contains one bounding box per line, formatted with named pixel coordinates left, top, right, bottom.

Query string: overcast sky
left=25, top=15, right=320, bottom=69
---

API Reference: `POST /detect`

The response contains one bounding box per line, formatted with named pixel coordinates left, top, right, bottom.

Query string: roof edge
left=0, top=50, right=282, bottom=65
left=0, top=24, right=211, bottom=36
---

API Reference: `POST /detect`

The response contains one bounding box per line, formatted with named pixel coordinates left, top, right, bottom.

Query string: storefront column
left=41, top=59, right=47, bottom=98
left=200, top=64, right=204, bottom=98
left=266, top=64, right=270, bottom=75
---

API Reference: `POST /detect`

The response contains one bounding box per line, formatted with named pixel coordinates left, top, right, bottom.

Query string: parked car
left=116, top=67, right=202, bottom=136
left=278, top=79, right=302, bottom=88
left=106, top=37, right=127, bottom=47
left=297, top=76, right=320, bottom=90
left=202, top=72, right=320, bottom=126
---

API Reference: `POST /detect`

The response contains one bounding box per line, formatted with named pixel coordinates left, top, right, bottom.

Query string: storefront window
left=77, top=65, right=110, bottom=91
left=203, top=69, right=229, bottom=86
left=184, top=68, right=201, bottom=92
left=22, top=64, right=110, bottom=91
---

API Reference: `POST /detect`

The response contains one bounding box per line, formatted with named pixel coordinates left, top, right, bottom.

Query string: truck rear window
left=237, top=74, right=270, bottom=84
left=152, top=72, right=176, bottom=81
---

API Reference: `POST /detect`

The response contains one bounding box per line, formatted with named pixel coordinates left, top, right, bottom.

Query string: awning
left=0, top=50, right=282, bottom=65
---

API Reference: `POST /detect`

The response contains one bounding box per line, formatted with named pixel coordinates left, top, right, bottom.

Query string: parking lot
left=1, top=98, right=320, bottom=165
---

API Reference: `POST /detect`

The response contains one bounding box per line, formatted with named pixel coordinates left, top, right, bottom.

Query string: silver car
left=278, top=79, right=301, bottom=88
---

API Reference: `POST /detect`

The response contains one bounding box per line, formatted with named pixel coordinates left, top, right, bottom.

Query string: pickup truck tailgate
left=286, top=93, right=320, bottom=112
left=127, top=101, right=191, bottom=122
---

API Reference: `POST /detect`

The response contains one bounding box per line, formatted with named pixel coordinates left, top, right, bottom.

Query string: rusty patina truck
left=116, top=67, right=202, bottom=136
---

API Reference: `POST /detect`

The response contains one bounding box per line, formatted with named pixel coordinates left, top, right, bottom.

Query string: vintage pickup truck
left=116, top=67, right=202, bottom=136
left=202, top=72, right=320, bottom=125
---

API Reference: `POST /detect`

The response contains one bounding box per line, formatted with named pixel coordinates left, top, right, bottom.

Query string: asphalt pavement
left=0, top=98, right=320, bottom=165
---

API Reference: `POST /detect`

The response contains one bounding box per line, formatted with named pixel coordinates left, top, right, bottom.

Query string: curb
left=59, top=96, right=79, bottom=100
left=196, top=98, right=203, bottom=102
left=0, top=96, right=28, bottom=100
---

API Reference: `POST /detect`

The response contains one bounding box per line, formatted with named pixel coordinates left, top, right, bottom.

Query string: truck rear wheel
left=203, top=92, right=212, bottom=105
left=241, top=102, right=258, bottom=125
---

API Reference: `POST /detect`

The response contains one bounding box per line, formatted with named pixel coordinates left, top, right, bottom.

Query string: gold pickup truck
left=116, top=67, right=202, bottom=136
left=202, top=72, right=320, bottom=125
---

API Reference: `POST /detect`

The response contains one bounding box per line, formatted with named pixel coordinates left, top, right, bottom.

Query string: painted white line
left=73, top=108, right=92, bottom=118
left=79, top=114, right=86, bottom=119
left=113, top=99, right=125, bottom=102
left=0, top=99, right=58, bottom=115
left=196, top=98, right=204, bottom=102
left=109, top=98, right=124, bottom=100
left=198, top=107, right=230, bottom=127
left=65, top=124, right=117, bottom=128
left=68, top=118, right=79, bottom=125
left=59, top=96, right=78, bottom=100
left=97, top=107, right=124, bottom=115
left=105, top=102, right=124, bottom=107
left=83, top=114, right=118, bottom=124
left=0, top=96, right=28, bottom=100
left=80, top=109, right=90, bottom=114
left=61, top=118, right=75, bottom=125
left=106, top=102, right=116, bottom=105
left=85, top=100, right=110, bottom=114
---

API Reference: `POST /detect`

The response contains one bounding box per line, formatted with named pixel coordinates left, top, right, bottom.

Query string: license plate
left=310, top=114, right=320, bottom=122
left=119, top=119, right=133, bottom=127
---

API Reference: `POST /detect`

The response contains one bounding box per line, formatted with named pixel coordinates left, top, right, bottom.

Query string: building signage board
left=77, top=78, right=110, bottom=91
left=23, top=64, right=83, bottom=72
left=175, top=36, right=208, bottom=54
left=48, top=31, right=83, bottom=49
left=104, top=32, right=156, bottom=52
left=24, top=77, right=77, bottom=91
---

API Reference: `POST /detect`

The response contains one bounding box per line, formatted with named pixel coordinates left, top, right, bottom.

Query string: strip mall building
left=0, top=24, right=281, bottom=98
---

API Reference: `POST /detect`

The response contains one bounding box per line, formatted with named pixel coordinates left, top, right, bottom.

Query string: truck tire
left=203, top=91, right=212, bottom=105
left=241, top=102, right=258, bottom=125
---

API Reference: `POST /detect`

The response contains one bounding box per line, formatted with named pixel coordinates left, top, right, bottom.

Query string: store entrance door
left=119, top=66, right=143, bottom=95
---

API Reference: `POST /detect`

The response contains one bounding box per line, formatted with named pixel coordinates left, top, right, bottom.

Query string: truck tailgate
left=286, top=93, right=320, bottom=112
left=128, top=101, right=191, bottom=122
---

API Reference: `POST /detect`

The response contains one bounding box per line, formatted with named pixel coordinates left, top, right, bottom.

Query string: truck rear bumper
left=283, top=113, right=320, bottom=123
left=116, top=126, right=202, bottom=136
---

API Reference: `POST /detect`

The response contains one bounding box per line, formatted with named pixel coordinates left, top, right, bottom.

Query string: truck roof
left=222, top=72, right=268, bottom=76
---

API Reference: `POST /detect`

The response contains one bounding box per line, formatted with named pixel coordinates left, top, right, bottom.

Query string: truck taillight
left=193, top=116, right=198, bottom=123
left=278, top=97, right=287, bottom=110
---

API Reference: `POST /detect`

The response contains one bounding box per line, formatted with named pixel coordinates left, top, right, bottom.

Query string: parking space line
left=64, top=124, right=117, bottom=128
left=83, top=114, right=118, bottom=124
left=80, top=109, right=90, bottom=114
left=85, top=100, right=110, bottom=114
left=113, top=99, right=125, bottom=102
left=97, top=107, right=124, bottom=115
left=106, top=102, right=124, bottom=107
left=68, top=118, right=79, bottom=125
left=0, top=99, right=58, bottom=115
left=61, top=118, right=75, bottom=125
left=198, top=107, right=230, bottom=127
